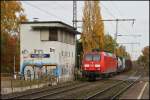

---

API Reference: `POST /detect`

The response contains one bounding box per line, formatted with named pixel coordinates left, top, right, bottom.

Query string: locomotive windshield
left=85, top=54, right=93, bottom=61
left=93, top=55, right=100, bottom=61
left=85, top=54, right=100, bottom=61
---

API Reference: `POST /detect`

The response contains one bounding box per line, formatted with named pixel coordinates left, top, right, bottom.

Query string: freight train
left=81, top=51, right=132, bottom=81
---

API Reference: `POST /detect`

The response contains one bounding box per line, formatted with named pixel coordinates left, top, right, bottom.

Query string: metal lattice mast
left=73, top=0, right=78, bottom=80
left=73, top=0, right=77, bottom=30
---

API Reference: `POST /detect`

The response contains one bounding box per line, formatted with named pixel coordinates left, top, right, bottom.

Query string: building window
left=40, top=28, right=58, bottom=41
left=72, top=35, right=75, bottom=45
left=49, top=28, right=58, bottom=41
left=40, top=29, right=49, bottom=41
left=65, top=51, right=67, bottom=57
left=57, top=29, right=75, bottom=45
left=70, top=34, right=73, bottom=44
left=66, top=32, right=70, bottom=44
left=62, top=31, right=65, bottom=43
left=59, top=30, right=63, bottom=42
left=62, top=51, right=63, bottom=56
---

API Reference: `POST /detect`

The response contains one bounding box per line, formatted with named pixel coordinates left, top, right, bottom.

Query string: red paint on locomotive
left=82, top=51, right=117, bottom=74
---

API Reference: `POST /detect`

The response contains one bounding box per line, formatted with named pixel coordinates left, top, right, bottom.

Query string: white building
left=20, top=21, right=80, bottom=82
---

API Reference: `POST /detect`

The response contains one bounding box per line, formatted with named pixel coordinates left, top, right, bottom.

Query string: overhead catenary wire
left=111, top=1, right=135, bottom=28
left=112, top=2, right=135, bottom=33
left=100, top=2, right=127, bottom=38
left=50, top=1, right=73, bottom=17
left=100, top=2, right=116, bottom=19
left=99, top=2, right=137, bottom=55
left=100, top=3, right=135, bottom=35
left=101, top=2, right=134, bottom=36
left=50, top=1, right=73, bottom=24
left=54, top=1, right=70, bottom=10
left=111, top=2, right=140, bottom=59
left=100, top=2, right=116, bottom=35
left=111, top=2, right=123, bottom=18
left=23, top=1, right=69, bottom=23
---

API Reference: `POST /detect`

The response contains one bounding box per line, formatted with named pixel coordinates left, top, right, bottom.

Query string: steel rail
left=31, top=79, right=115, bottom=99
left=111, top=75, right=141, bottom=99
left=86, top=79, right=131, bottom=99
left=86, top=75, right=141, bottom=99
left=31, top=82, right=90, bottom=99
left=4, top=81, right=80, bottom=99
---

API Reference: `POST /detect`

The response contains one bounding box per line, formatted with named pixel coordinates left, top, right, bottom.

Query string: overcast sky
left=21, top=1, right=149, bottom=60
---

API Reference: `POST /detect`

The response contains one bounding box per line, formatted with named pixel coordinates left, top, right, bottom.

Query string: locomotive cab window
left=85, top=54, right=93, bottom=61
left=85, top=54, right=100, bottom=61
left=93, top=55, right=100, bottom=61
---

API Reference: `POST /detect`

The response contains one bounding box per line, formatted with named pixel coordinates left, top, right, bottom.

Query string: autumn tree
left=1, top=1, right=27, bottom=73
left=136, top=46, right=149, bottom=76
left=82, top=1, right=104, bottom=53
left=137, top=46, right=149, bottom=67
left=116, top=45, right=131, bottom=59
left=103, top=34, right=118, bottom=53
left=76, top=39, right=83, bottom=68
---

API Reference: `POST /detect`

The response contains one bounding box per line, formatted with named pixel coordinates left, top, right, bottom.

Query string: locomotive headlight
left=84, top=64, right=89, bottom=67
left=95, top=64, right=100, bottom=67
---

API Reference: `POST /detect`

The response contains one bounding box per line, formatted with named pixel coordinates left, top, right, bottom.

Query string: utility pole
left=112, top=18, right=135, bottom=54
left=112, top=19, right=136, bottom=41
left=14, top=56, right=15, bottom=74
left=14, top=56, right=16, bottom=79
left=75, top=18, right=135, bottom=54
left=73, top=0, right=78, bottom=80
left=73, top=0, right=77, bottom=30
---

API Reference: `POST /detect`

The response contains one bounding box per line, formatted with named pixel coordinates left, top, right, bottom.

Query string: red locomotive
left=81, top=51, right=118, bottom=80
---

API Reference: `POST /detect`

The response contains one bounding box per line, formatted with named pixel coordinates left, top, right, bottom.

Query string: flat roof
left=21, top=21, right=81, bottom=34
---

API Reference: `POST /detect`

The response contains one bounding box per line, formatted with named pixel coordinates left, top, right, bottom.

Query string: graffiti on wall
left=58, top=50, right=74, bottom=78
left=22, top=49, right=29, bottom=59
left=21, top=48, right=58, bottom=80
left=21, top=48, right=74, bottom=80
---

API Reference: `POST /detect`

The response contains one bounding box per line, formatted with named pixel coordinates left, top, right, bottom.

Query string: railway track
left=31, top=82, right=93, bottom=99
left=2, top=81, right=81, bottom=99
left=5, top=79, right=114, bottom=99
left=6, top=81, right=91, bottom=99
left=39, top=80, right=119, bottom=99
left=2, top=70, right=142, bottom=99
left=85, top=75, right=141, bottom=99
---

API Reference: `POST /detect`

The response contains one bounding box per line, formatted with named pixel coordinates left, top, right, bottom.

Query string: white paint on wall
left=20, top=22, right=76, bottom=81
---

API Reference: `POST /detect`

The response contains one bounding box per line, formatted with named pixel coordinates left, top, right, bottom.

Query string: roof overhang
left=21, top=21, right=81, bottom=35
left=31, top=26, right=80, bottom=35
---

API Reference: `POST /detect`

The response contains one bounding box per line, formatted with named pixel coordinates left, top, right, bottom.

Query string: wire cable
left=111, top=2, right=134, bottom=34
left=100, top=2, right=116, bottom=19
left=23, top=1, right=65, bottom=21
